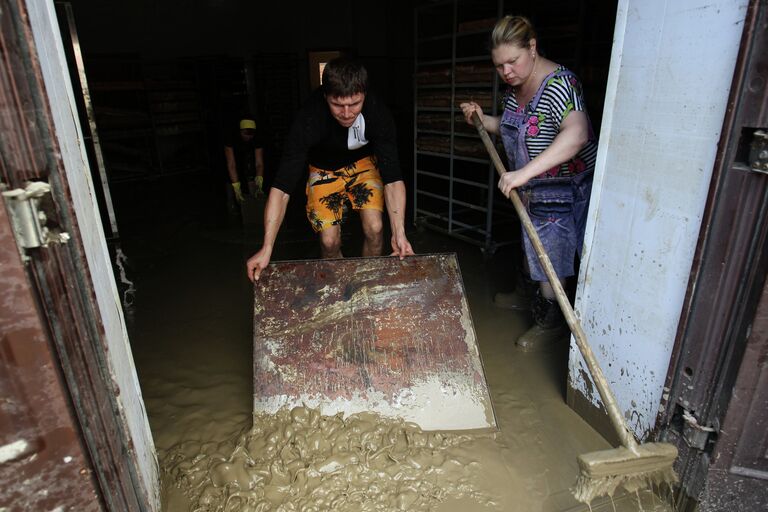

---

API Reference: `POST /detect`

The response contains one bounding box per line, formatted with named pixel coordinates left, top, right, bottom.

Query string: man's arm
left=246, top=97, right=320, bottom=280
left=253, top=147, right=265, bottom=194
left=225, top=146, right=238, bottom=182
left=272, top=92, right=323, bottom=194
left=365, top=95, right=413, bottom=258
left=246, top=187, right=290, bottom=281
left=384, top=180, right=414, bottom=258
left=225, top=145, right=245, bottom=202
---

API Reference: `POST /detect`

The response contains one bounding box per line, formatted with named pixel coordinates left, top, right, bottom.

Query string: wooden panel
left=253, top=254, right=497, bottom=431
left=0, top=191, right=101, bottom=510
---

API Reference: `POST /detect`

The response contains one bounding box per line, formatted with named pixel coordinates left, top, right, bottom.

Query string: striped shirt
left=503, top=67, right=598, bottom=178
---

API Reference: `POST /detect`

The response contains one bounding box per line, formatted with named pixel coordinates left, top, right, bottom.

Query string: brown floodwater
left=125, top=213, right=672, bottom=512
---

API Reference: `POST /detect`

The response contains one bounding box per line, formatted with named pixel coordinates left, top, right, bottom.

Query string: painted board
left=253, top=253, right=496, bottom=431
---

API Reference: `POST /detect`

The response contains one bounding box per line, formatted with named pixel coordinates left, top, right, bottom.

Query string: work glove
left=254, top=176, right=264, bottom=196
left=232, top=181, right=244, bottom=203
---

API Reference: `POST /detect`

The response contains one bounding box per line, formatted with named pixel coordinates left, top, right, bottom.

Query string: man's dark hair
left=322, top=57, right=368, bottom=98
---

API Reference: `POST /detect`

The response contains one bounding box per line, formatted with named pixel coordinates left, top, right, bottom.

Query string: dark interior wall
left=69, top=0, right=382, bottom=57
left=63, top=0, right=416, bottom=225
left=67, top=0, right=414, bottom=99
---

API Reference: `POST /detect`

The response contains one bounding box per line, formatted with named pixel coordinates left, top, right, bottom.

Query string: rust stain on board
left=253, top=254, right=496, bottom=431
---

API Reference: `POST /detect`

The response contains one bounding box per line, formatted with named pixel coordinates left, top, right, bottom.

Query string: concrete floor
left=119, top=178, right=672, bottom=511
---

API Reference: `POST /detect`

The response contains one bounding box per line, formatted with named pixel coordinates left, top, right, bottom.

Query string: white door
left=567, top=0, right=750, bottom=441
left=10, top=1, right=161, bottom=509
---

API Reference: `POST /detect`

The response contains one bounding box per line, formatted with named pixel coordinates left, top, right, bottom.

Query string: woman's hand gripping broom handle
left=470, top=112, right=638, bottom=452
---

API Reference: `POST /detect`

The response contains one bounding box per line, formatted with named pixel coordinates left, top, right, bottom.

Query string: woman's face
left=492, top=41, right=536, bottom=87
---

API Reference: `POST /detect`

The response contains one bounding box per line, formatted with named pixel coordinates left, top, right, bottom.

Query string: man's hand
left=383, top=180, right=415, bottom=260
left=232, top=181, right=245, bottom=203
left=390, top=232, right=415, bottom=259
left=247, top=188, right=289, bottom=282
left=246, top=246, right=272, bottom=282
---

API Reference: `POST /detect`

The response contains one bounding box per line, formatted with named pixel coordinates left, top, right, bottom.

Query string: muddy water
left=126, top=222, right=671, bottom=512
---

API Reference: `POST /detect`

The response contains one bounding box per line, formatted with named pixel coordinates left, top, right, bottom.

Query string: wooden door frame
left=700, top=277, right=768, bottom=509
left=1, top=0, right=158, bottom=509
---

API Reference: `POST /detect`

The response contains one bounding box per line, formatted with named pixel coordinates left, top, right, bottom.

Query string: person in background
left=246, top=57, right=414, bottom=281
left=461, top=15, right=597, bottom=350
left=224, top=117, right=265, bottom=209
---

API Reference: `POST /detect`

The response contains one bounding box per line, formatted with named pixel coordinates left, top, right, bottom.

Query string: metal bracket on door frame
left=681, top=408, right=719, bottom=451
left=734, top=128, right=768, bottom=175
left=1, top=181, right=70, bottom=262
left=749, top=129, right=768, bottom=174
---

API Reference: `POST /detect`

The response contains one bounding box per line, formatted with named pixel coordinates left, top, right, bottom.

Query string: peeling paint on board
left=253, top=254, right=497, bottom=431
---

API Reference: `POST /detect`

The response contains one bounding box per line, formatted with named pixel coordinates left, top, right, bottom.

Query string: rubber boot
left=493, top=270, right=537, bottom=311
left=516, top=291, right=569, bottom=352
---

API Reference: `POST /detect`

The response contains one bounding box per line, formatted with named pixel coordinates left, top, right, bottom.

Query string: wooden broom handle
left=470, top=112, right=637, bottom=450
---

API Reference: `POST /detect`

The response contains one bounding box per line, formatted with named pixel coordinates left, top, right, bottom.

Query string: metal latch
left=1, top=181, right=70, bottom=261
left=749, top=129, right=768, bottom=175
left=682, top=409, right=718, bottom=451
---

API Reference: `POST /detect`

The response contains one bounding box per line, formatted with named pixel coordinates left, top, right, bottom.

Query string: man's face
left=326, top=93, right=365, bottom=128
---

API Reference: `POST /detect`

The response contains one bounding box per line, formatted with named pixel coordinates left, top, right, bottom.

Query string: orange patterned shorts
left=305, top=156, right=384, bottom=232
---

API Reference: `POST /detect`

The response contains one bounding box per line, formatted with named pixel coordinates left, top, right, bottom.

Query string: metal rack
left=85, top=58, right=211, bottom=183
left=413, top=0, right=517, bottom=256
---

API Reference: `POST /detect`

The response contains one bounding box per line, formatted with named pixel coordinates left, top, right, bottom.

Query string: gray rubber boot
left=516, top=291, right=569, bottom=352
left=493, top=271, right=538, bottom=311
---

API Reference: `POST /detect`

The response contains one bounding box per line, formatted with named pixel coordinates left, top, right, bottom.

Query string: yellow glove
left=254, top=176, right=264, bottom=196
left=232, top=181, right=244, bottom=203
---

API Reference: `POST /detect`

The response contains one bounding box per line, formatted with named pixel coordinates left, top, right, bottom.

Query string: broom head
left=573, top=442, right=678, bottom=503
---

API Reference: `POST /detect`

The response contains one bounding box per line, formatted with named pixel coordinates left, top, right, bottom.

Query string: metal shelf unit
left=86, top=57, right=211, bottom=184
left=413, top=0, right=517, bottom=255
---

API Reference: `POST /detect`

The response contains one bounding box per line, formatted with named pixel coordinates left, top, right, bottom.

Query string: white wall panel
left=570, top=0, right=749, bottom=440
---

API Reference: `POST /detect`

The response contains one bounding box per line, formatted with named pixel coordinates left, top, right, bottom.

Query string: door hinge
left=2, top=181, right=70, bottom=261
left=733, top=129, right=768, bottom=175
left=749, top=130, right=768, bottom=175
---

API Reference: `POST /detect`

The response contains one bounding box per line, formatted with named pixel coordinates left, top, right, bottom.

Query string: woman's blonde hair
left=491, top=15, right=537, bottom=49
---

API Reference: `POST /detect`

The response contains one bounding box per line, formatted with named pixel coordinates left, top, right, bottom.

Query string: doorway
left=8, top=0, right=764, bottom=511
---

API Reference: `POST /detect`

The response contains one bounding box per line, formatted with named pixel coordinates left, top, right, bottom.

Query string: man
left=246, top=57, right=414, bottom=281
left=224, top=117, right=265, bottom=207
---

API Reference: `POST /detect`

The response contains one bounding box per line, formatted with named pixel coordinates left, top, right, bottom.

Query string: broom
left=470, top=112, right=678, bottom=503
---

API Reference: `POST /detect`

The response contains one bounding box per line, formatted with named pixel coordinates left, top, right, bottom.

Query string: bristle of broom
left=572, top=443, right=678, bottom=503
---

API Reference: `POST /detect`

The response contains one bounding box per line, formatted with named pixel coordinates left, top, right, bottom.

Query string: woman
left=460, top=15, right=597, bottom=350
